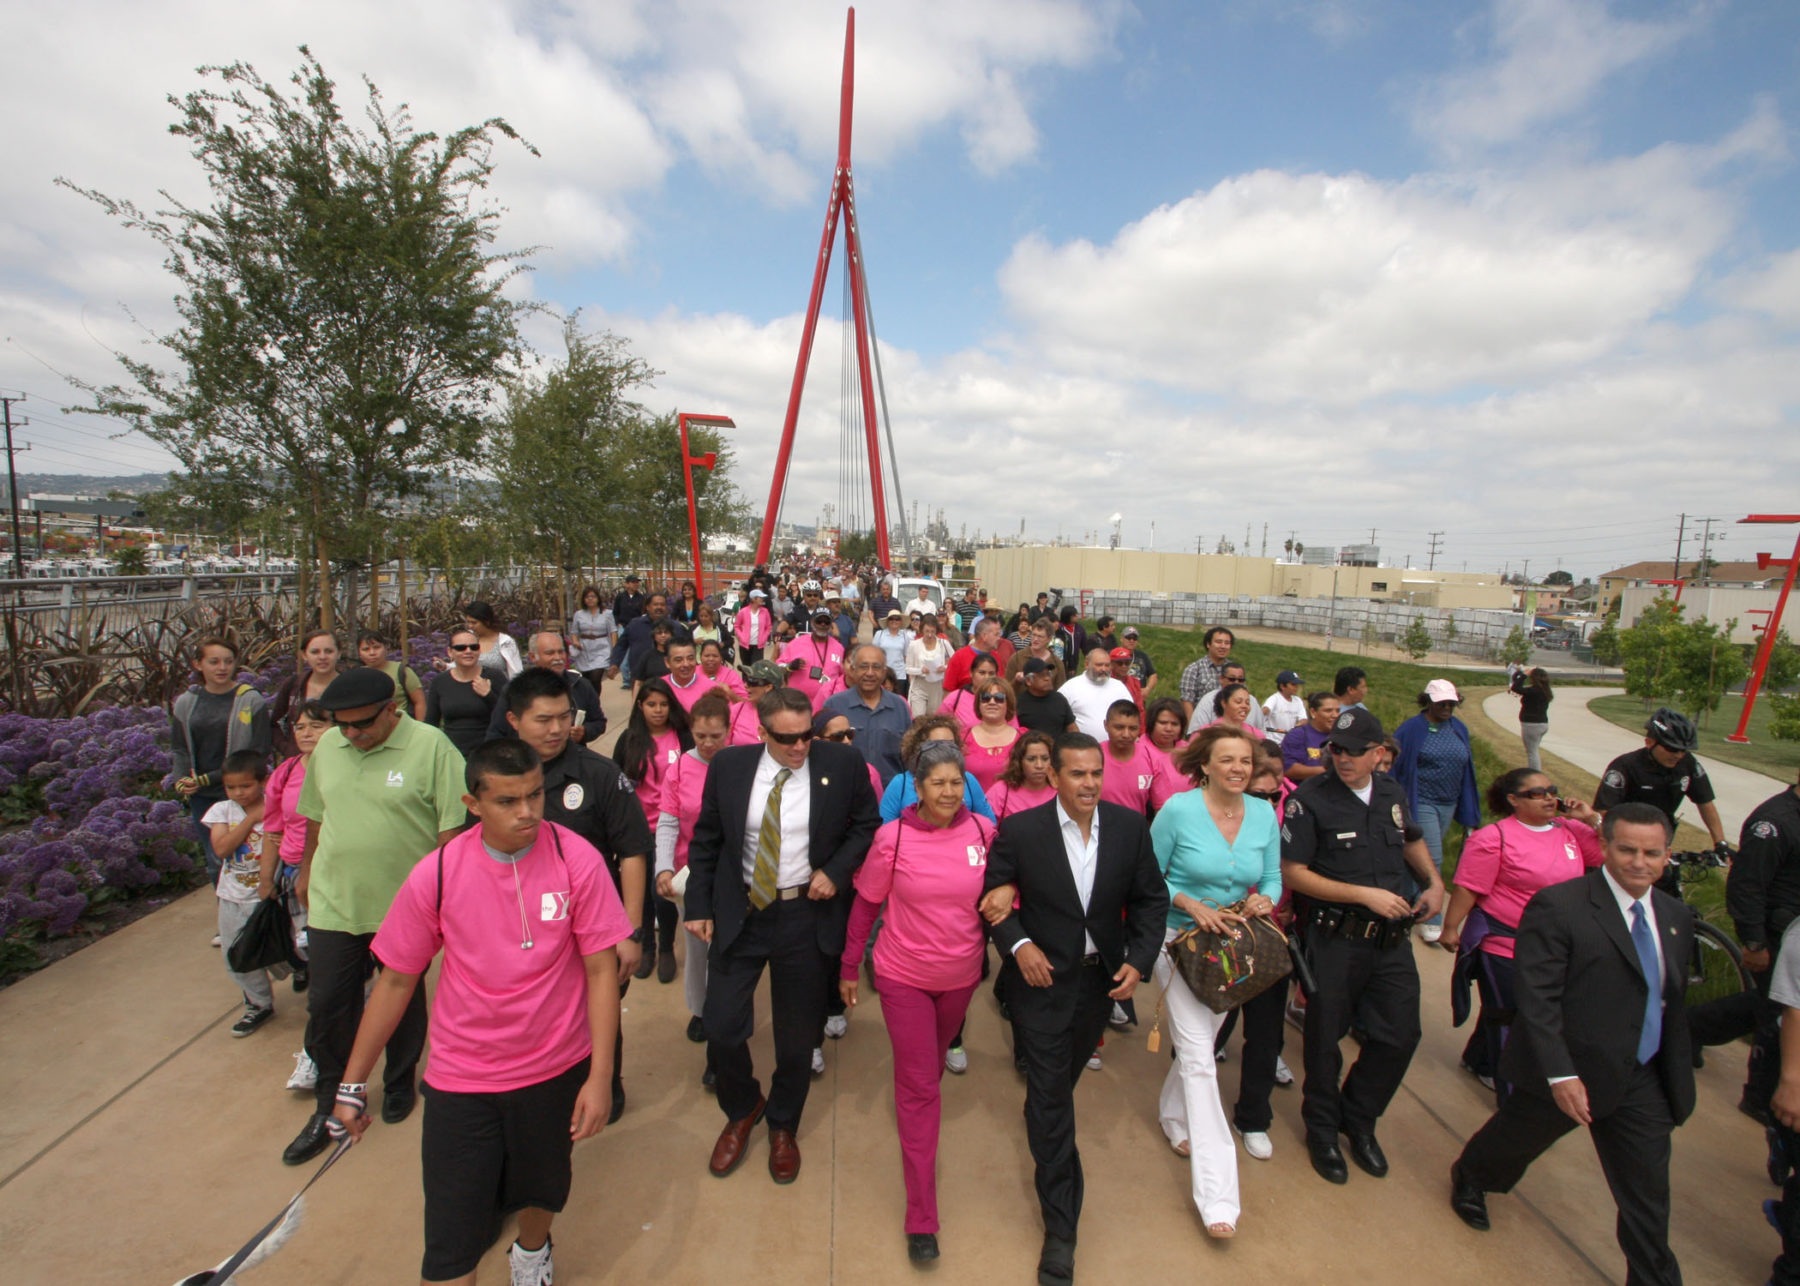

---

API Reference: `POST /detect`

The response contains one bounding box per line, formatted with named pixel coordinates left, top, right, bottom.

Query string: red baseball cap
left=1109, top=647, right=1132, bottom=662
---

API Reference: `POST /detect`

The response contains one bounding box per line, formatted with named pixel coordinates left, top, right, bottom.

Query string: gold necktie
left=748, top=768, right=792, bottom=910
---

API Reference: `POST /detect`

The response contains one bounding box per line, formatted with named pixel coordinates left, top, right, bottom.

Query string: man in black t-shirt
left=1593, top=707, right=1728, bottom=851
left=1014, top=658, right=1077, bottom=735
left=613, top=575, right=646, bottom=629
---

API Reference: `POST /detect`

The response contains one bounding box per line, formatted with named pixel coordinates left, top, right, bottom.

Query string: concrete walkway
left=0, top=673, right=1782, bottom=1284
left=1480, top=687, right=1780, bottom=838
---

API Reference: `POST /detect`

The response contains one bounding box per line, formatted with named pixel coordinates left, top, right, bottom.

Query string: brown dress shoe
left=768, top=1127, right=801, bottom=1184
left=708, top=1097, right=766, bottom=1177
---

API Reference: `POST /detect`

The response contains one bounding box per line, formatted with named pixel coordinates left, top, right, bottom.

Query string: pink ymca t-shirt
left=667, top=669, right=743, bottom=713
left=963, top=726, right=1020, bottom=795
left=372, top=821, right=633, bottom=1092
left=842, top=808, right=993, bottom=991
left=262, top=756, right=310, bottom=866
left=727, top=700, right=763, bottom=747
left=698, top=664, right=747, bottom=698
left=986, top=780, right=1056, bottom=822
left=660, top=749, right=713, bottom=870
left=1143, top=740, right=1193, bottom=807
left=1452, top=816, right=1604, bottom=958
left=1101, top=739, right=1167, bottom=815
left=634, top=729, right=683, bottom=826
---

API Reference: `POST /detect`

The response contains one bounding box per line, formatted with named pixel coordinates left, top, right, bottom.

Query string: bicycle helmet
left=1645, top=708, right=1697, bottom=752
left=802, top=579, right=822, bottom=593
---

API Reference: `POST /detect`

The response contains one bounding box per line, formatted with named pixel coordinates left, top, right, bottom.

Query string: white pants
left=909, top=679, right=943, bottom=718
left=1154, top=932, right=1240, bottom=1226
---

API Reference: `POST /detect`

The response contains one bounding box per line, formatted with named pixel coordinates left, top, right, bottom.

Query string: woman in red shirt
left=1438, top=767, right=1603, bottom=1100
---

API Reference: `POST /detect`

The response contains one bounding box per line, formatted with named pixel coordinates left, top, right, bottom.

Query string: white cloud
left=1722, top=248, right=1800, bottom=326
left=1412, top=0, right=1711, bottom=152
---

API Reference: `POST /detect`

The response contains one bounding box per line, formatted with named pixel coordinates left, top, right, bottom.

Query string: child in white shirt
left=204, top=750, right=279, bottom=1037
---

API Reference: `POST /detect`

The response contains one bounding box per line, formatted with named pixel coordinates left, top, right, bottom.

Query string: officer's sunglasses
left=1513, top=785, right=1560, bottom=799
left=763, top=727, right=815, bottom=746
left=1325, top=742, right=1373, bottom=757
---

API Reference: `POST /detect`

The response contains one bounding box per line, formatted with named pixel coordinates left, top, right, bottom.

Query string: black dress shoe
left=657, top=950, right=678, bottom=984
left=907, top=1232, right=940, bottom=1264
left=381, top=1085, right=417, bottom=1125
left=1343, top=1131, right=1388, bottom=1178
left=291, top=967, right=309, bottom=994
left=634, top=947, right=656, bottom=980
left=282, top=1112, right=333, bottom=1166
left=1450, top=1163, right=1490, bottom=1231
left=687, top=1015, right=707, bottom=1043
left=702, top=1066, right=716, bottom=1092
left=1037, top=1234, right=1075, bottom=1285
left=609, top=1083, right=626, bottom=1124
left=1308, top=1137, right=1349, bottom=1185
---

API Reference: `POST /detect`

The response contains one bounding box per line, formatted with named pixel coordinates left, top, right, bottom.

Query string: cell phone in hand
left=1555, top=797, right=1572, bottom=813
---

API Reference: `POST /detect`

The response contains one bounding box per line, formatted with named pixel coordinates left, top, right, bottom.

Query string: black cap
left=625, top=574, right=640, bottom=582
left=320, top=668, right=396, bottom=710
left=1022, top=657, right=1052, bottom=676
left=811, top=608, right=834, bottom=622
left=1326, top=706, right=1384, bottom=752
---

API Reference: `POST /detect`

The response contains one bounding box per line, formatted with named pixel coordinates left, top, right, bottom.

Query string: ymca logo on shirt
left=540, top=891, right=570, bottom=921
left=967, top=844, right=987, bottom=866
left=1138, top=774, right=1155, bottom=791
left=386, top=770, right=405, bottom=788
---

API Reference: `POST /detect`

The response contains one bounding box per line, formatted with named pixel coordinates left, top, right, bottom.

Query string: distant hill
left=16, top=472, right=167, bottom=497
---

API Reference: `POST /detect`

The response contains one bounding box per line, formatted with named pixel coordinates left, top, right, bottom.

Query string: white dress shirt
left=741, top=749, right=813, bottom=889
left=1012, top=800, right=1099, bottom=957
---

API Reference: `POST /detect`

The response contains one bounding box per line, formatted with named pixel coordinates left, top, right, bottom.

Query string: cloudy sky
left=3, top=0, right=1797, bottom=579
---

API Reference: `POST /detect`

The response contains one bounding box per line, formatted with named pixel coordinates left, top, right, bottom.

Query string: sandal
left=1170, top=1138, right=1191, bottom=1157
left=1206, top=1222, right=1237, bottom=1240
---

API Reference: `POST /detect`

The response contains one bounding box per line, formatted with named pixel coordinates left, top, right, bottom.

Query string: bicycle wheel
left=1685, top=920, right=1753, bottom=1007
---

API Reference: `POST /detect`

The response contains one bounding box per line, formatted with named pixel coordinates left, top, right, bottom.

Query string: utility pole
left=1521, top=559, right=1531, bottom=585
left=1244, top=522, right=1252, bottom=554
left=1673, top=512, right=1686, bottom=577
left=1427, top=530, right=1444, bottom=570
left=1695, top=516, right=1722, bottom=579
left=1368, top=527, right=1378, bottom=545
left=1260, top=522, right=1268, bottom=558
left=2, top=393, right=27, bottom=581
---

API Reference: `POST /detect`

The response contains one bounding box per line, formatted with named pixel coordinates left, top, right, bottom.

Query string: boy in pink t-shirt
left=330, top=739, right=632, bottom=1286
left=1099, top=701, right=1168, bottom=816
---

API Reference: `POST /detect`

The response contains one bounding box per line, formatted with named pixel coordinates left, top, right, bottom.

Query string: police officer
left=788, top=580, right=825, bottom=633
left=1280, top=706, right=1445, bottom=1185
left=1593, top=707, right=1731, bottom=856
left=1702, top=769, right=1800, bottom=1122
left=503, top=666, right=652, bottom=1122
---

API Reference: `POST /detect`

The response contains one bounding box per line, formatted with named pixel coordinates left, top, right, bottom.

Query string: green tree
left=1619, top=597, right=1686, bottom=705
left=112, top=546, right=148, bottom=576
left=1770, top=694, right=1800, bottom=743
left=1544, top=569, right=1574, bottom=586
left=1590, top=612, right=1622, bottom=666
left=1667, top=616, right=1748, bottom=720
left=1401, top=616, right=1433, bottom=660
left=610, top=411, right=749, bottom=568
left=1758, top=628, right=1800, bottom=695
left=836, top=530, right=878, bottom=565
left=1497, top=625, right=1532, bottom=667
left=61, top=49, right=535, bottom=637
left=1442, top=615, right=1459, bottom=652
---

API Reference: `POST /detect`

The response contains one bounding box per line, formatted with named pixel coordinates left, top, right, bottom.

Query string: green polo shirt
left=298, top=716, right=467, bottom=934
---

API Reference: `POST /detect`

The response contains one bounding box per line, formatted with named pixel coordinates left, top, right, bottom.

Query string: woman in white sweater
left=905, top=614, right=952, bottom=718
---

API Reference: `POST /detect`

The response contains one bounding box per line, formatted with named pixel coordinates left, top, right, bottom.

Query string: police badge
left=562, top=782, right=585, bottom=811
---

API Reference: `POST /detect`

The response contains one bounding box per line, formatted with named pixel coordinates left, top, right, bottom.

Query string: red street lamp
left=678, top=413, right=733, bottom=600
left=1725, top=513, right=1800, bottom=745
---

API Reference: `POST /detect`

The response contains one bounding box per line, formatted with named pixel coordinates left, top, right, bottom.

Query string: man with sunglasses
left=284, top=668, right=467, bottom=1165
left=1279, top=705, right=1445, bottom=1186
left=683, top=687, right=880, bottom=1185
left=823, top=644, right=912, bottom=787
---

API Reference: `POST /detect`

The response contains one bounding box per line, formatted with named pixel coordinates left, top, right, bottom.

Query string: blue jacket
left=879, top=770, right=996, bottom=823
left=1391, top=713, right=1481, bottom=828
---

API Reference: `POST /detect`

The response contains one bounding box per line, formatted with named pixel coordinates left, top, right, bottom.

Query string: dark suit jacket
left=1502, top=867, right=1697, bottom=1124
left=984, top=800, right=1169, bottom=1032
left=684, top=742, right=880, bottom=955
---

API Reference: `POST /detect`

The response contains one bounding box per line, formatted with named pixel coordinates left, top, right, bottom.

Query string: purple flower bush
left=0, top=707, right=199, bottom=943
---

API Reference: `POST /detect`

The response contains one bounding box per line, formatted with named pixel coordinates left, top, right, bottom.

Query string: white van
left=890, top=576, right=946, bottom=614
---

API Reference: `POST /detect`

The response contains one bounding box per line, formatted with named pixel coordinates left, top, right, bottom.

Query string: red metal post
left=679, top=413, right=732, bottom=599
left=1646, top=578, right=1686, bottom=605
left=1725, top=515, right=1800, bottom=745
left=842, top=187, right=891, bottom=567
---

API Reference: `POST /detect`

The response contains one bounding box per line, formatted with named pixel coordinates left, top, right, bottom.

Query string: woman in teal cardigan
left=1148, top=725, right=1285, bottom=1238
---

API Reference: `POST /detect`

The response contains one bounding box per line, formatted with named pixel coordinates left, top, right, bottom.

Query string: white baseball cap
left=1424, top=679, right=1461, bottom=704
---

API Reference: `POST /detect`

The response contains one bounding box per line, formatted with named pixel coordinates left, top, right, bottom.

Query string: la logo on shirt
left=386, top=770, right=405, bottom=788
left=540, top=891, right=570, bottom=921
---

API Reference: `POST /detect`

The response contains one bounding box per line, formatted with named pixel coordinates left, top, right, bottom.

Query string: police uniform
left=539, top=742, right=653, bottom=1109
left=1593, top=746, right=1715, bottom=829
left=1282, top=709, right=1424, bottom=1153
left=1697, top=787, right=1800, bottom=1116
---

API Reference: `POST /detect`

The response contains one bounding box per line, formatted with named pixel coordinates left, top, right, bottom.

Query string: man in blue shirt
left=616, top=593, right=690, bottom=691
left=822, top=644, right=912, bottom=786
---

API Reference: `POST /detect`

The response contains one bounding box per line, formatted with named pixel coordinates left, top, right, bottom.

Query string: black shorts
left=419, top=1057, right=590, bottom=1282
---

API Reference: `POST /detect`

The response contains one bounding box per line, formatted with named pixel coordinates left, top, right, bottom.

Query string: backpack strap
left=435, top=843, right=449, bottom=916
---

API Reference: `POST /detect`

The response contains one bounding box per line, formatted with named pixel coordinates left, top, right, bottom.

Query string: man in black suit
left=982, top=733, right=1168, bottom=1286
left=1450, top=802, right=1696, bottom=1286
left=683, top=686, right=880, bottom=1185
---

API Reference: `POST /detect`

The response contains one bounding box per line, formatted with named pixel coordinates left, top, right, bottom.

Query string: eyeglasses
left=448, top=643, right=480, bottom=652
left=333, top=709, right=386, bottom=731
left=1325, top=742, right=1370, bottom=757
left=1513, top=785, right=1561, bottom=799
left=763, top=727, right=816, bottom=746
left=822, top=729, right=855, bottom=742
left=978, top=692, right=1008, bottom=704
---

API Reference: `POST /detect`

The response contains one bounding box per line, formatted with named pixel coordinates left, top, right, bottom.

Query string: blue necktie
left=1630, top=901, right=1662, bottom=1064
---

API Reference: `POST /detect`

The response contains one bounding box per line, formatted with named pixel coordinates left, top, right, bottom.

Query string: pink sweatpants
left=877, top=976, right=979, bottom=1233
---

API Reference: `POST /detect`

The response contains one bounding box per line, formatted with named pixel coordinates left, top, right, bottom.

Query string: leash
left=206, top=1136, right=353, bottom=1282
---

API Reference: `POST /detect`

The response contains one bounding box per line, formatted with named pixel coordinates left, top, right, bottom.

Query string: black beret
left=320, top=667, right=397, bottom=710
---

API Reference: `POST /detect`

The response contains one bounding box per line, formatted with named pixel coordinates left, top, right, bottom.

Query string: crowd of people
left=158, top=567, right=1800, bottom=1286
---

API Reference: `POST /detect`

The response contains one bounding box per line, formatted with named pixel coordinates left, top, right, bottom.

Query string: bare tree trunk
left=397, top=542, right=409, bottom=661
left=316, top=533, right=334, bottom=635
left=368, top=543, right=381, bottom=635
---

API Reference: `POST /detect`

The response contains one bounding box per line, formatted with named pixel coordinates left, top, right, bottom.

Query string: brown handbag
left=1164, top=900, right=1293, bottom=1014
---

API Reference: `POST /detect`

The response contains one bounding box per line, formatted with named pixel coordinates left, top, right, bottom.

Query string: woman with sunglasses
left=423, top=628, right=498, bottom=757
left=614, top=679, right=694, bottom=983
left=936, top=652, right=1001, bottom=731
left=1437, top=768, right=1602, bottom=1102
left=985, top=731, right=1057, bottom=821
left=815, top=710, right=883, bottom=797
left=963, top=677, right=1021, bottom=795
left=839, top=740, right=994, bottom=1265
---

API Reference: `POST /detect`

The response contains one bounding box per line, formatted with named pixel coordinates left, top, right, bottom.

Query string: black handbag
left=227, top=896, right=303, bottom=974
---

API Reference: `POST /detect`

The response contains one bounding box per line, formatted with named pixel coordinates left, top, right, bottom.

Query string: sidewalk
left=0, top=673, right=1781, bottom=1283
left=1480, top=688, right=1780, bottom=837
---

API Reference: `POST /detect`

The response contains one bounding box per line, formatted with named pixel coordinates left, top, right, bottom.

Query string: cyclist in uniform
left=1592, top=708, right=1731, bottom=858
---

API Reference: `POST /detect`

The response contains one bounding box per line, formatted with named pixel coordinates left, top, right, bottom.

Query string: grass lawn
left=1588, top=693, right=1798, bottom=784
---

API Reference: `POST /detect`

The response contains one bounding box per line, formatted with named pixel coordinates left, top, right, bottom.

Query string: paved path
left=0, top=673, right=1780, bottom=1284
left=1481, top=688, right=1780, bottom=837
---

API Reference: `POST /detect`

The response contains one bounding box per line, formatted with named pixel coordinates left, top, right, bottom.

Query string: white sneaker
left=1086, top=1052, right=1103, bottom=1072
left=509, top=1235, right=553, bottom=1286
left=1234, top=1126, right=1273, bottom=1161
left=1274, top=1055, right=1294, bottom=1087
left=945, top=1044, right=969, bottom=1075
left=286, top=1050, right=318, bottom=1091
left=823, top=1014, right=848, bottom=1040
left=210, top=934, right=221, bottom=948
left=1420, top=922, right=1443, bottom=944
left=1109, top=1002, right=1131, bottom=1029
left=811, top=1047, right=826, bottom=1077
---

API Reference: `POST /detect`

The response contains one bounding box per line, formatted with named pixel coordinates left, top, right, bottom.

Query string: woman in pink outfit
left=963, top=676, right=1021, bottom=794
left=840, top=741, right=993, bottom=1266
left=655, top=694, right=731, bottom=1057
left=732, top=591, right=774, bottom=667
left=1200, top=683, right=1266, bottom=740
left=936, top=652, right=1001, bottom=730
left=985, top=731, right=1058, bottom=821
left=1438, top=767, right=1603, bottom=1101
left=1142, top=697, right=1193, bottom=801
